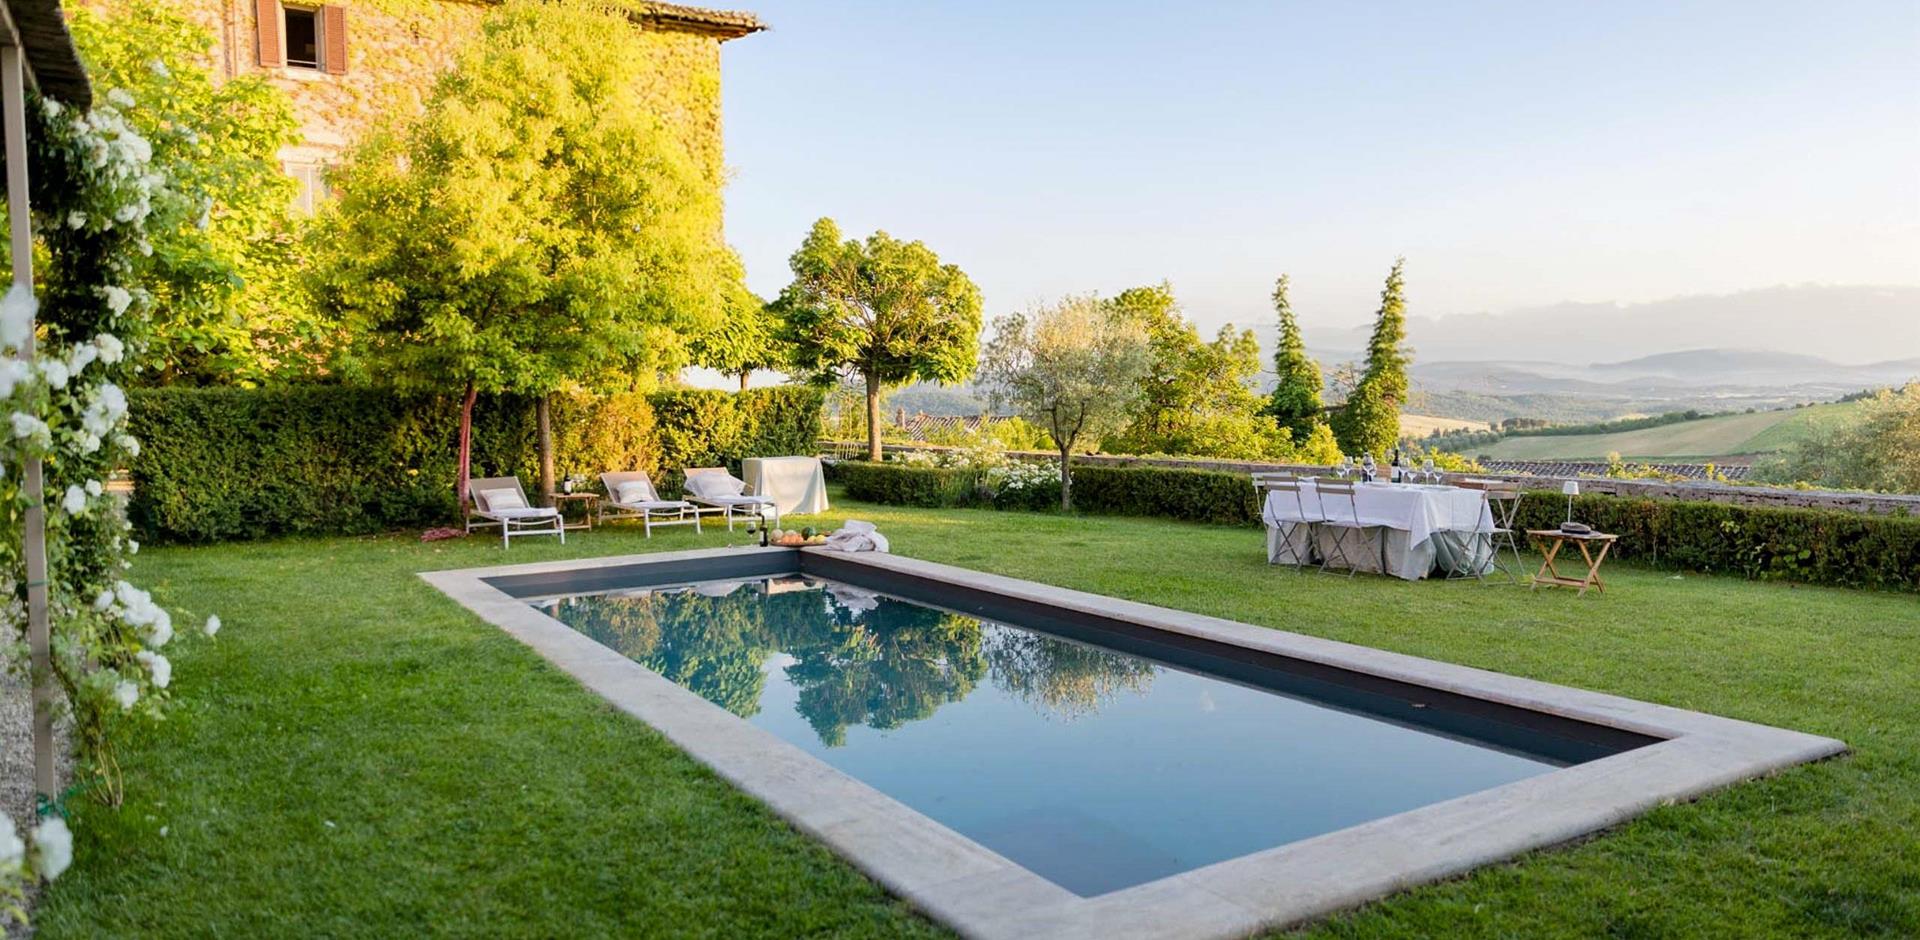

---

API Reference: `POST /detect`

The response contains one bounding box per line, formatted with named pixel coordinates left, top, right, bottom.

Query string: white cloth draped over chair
left=1260, top=480, right=1495, bottom=580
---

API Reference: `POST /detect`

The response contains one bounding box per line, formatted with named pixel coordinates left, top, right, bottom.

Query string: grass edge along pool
left=430, top=547, right=1846, bottom=940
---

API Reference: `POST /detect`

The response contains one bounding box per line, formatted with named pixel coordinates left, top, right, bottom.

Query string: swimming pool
left=428, top=547, right=1844, bottom=939
left=535, top=573, right=1626, bottom=896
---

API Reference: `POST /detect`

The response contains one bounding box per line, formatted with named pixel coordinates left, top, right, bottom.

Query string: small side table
left=548, top=492, right=599, bottom=532
left=1525, top=529, right=1618, bottom=597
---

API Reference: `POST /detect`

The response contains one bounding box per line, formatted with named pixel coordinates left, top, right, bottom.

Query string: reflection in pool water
left=537, top=576, right=1562, bottom=896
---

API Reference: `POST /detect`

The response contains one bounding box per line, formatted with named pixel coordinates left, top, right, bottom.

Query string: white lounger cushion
left=479, top=487, right=527, bottom=511
left=484, top=505, right=558, bottom=520
left=618, top=498, right=690, bottom=511
left=613, top=481, right=655, bottom=505
left=686, top=473, right=747, bottom=498
left=699, top=494, right=772, bottom=506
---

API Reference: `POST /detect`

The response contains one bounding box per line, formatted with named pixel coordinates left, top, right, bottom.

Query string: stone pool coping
left=421, top=546, right=1846, bottom=940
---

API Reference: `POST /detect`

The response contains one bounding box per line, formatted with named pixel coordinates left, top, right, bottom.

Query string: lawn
left=1478, top=401, right=1859, bottom=461
left=32, top=491, right=1919, bottom=938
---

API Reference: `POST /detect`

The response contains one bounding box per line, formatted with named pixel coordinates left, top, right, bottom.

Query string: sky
left=715, top=0, right=1920, bottom=340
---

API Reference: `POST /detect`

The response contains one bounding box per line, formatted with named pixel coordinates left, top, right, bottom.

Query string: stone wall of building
left=156, top=0, right=733, bottom=209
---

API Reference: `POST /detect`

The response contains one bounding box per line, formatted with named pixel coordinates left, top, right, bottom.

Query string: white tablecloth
left=1262, top=481, right=1493, bottom=580
left=742, top=456, right=829, bottom=516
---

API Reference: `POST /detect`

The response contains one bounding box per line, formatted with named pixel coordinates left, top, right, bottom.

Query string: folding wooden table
left=1525, top=529, right=1618, bottom=597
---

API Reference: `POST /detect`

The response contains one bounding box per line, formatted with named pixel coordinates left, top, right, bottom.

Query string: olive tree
left=977, top=296, right=1152, bottom=510
left=777, top=218, right=981, bottom=460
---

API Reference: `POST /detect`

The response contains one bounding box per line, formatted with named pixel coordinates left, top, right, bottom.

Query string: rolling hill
left=1473, top=401, right=1860, bottom=462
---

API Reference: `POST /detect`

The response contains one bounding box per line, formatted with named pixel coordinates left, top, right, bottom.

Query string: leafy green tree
left=978, top=296, right=1153, bottom=510
left=776, top=218, right=983, bottom=461
left=309, top=0, right=736, bottom=505
left=1264, top=274, right=1325, bottom=439
left=1334, top=258, right=1411, bottom=456
left=70, top=0, right=310, bottom=384
left=691, top=284, right=785, bottom=391
left=782, top=596, right=987, bottom=747
left=1758, top=383, right=1920, bottom=492
left=1101, top=284, right=1291, bottom=459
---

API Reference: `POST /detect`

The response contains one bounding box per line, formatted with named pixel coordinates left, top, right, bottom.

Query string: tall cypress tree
left=1333, top=258, right=1411, bottom=456
left=1265, top=274, right=1324, bottom=439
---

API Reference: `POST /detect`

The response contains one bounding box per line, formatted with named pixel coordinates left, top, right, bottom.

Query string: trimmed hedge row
left=830, top=460, right=1059, bottom=512
left=832, top=460, right=1920, bottom=591
left=128, top=385, right=823, bottom=542
left=1515, top=491, right=1920, bottom=592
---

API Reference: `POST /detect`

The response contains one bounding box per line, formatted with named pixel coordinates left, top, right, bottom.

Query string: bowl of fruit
left=769, top=526, right=827, bottom=547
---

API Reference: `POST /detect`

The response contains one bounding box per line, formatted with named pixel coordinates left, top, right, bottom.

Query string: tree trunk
left=738, top=371, right=750, bottom=393
left=864, top=368, right=882, bottom=462
left=457, top=380, right=477, bottom=513
left=537, top=393, right=556, bottom=506
left=1059, top=446, right=1073, bottom=512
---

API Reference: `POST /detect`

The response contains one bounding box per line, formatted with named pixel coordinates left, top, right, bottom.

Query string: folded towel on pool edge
left=822, top=520, right=888, bottom=553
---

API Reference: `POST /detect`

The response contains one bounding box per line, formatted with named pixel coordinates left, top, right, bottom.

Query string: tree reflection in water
left=549, top=577, right=1158, bottom=745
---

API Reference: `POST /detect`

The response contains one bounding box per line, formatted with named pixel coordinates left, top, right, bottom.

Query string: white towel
left=821, top=519, right=889, bottom=553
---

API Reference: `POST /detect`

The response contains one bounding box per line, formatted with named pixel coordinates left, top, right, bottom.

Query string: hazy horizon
left=718, top=1, right=1920, bottom=348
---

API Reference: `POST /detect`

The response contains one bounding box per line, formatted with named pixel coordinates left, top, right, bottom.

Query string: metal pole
left=1, top=43, right=54, bottom=801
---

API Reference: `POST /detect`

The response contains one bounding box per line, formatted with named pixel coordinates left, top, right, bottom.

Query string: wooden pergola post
left=0, top=40, right=54, bottom=802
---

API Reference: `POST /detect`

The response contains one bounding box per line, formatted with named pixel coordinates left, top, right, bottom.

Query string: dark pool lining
left=487, top=551, right=1662, bottom=765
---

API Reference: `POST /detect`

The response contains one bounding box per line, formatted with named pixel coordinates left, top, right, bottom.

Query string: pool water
left=536, top=576, right=1570, bottom=896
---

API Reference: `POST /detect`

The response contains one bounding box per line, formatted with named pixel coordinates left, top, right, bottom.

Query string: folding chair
left=1257, top=476, right=1315, bottom=571
left=1312, top=480, right=1379, bottom=578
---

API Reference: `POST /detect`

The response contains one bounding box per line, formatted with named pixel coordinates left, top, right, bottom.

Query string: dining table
left=1260, top=479, right=1496, bottom=580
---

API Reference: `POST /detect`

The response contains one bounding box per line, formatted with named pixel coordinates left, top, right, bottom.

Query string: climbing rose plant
left=0, top=84, right=218, bottom=909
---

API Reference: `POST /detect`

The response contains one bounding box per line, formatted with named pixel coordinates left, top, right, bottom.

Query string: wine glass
left=1361, top=453, right=1376, bottom=481
left=1422, top=458, right=1437, bottom=484
left=1336, top=455, right=1352, bottom=480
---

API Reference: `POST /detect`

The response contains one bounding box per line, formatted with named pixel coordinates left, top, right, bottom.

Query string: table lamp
left=1562, top=480, right=1580, bottom=524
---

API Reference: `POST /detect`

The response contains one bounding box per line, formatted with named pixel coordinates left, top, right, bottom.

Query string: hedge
left=128, top=385, right=823, bottom=542
left=831, top=461, right=1920, bottom=592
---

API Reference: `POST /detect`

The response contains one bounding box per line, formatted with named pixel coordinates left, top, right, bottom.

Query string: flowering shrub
left=0, top=86, right=215, bottom=905
left=982, top=459, right=1061, bottom=510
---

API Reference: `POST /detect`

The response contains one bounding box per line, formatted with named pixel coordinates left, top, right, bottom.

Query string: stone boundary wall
left=818, top=440, right=1919, bottom=517
left=1482, top=459, right=1753, bottom=481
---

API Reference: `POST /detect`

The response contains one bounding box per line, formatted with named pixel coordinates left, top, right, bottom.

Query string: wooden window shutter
left=256, top=0, right=283, bottom=68
left=322, top=6, right=348, bottom=75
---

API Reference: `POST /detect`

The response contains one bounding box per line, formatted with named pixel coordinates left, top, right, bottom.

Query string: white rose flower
left=112, top=680, right=138, bottom=712
left=10, top=412, right=46, bottom=440
left=68, top=342, right=98, bottom=375
left=0, top=814, right=21, bottom=868
left=117, top=434, right=140, bottom=456
left=94, top=333, right=125, bottom=364
left=40, top=359, right=68, bottom=390
left=148, top=58, right=170, bottom=78
left=93, top=588, right=114, bottom=611
left=146, top=609, right=171, bottom=648
left=106, top=88, right=135, bottom=109
left=75, top=432, right=101, bottom=455
left=60, top=485, right=86, bottom=515
left=85, top=479, right=103, bottom=497
left=204, top=614, right=221, bottom=638
left=0, top=284, right=35, bottom=350
left=65, top=211, right=85, bottom=230
left=29, top=816, right=69, bottom=880
left=136, top=650, right=171, bottom=689
left=96, top=286, right=131, bottom=317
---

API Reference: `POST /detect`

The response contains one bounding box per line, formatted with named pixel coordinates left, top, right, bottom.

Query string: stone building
left=178, top=0, right=762, bottom=211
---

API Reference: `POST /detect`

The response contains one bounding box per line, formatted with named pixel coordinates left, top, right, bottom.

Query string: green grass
left=33, top=492, right=1920, bottom=938
left=1478, top=401, right=1859, bottom=461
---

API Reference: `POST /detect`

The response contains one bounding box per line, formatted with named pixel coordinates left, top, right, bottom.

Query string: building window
left=284, top=6, right=321, bottom=70
left=288, top=163, right=331, bottom=215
